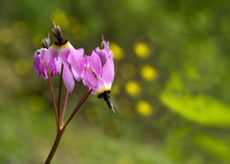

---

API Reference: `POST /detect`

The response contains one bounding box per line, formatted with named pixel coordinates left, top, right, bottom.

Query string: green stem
left=44, top=130, right=64, bottom=164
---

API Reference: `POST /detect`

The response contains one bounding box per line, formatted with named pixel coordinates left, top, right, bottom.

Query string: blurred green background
left=0, top=0, right=230, bottom=163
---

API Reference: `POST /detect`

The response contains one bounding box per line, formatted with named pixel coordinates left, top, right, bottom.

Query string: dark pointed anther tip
left=98, top=91, right=115, bottom=113
left=52, top=24, right=66, bottom=45
left=42, top=34, right=51, bottom=49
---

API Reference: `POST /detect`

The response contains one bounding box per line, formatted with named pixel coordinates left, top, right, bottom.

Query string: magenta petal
left=92, top=77, right=107, bottom=95
left=54, top=57, right=62, bottom=74
left=34, top=48, right=48, bottom=79
left=59, top=48, right=71, bottom=65
left=83, top=67, right=98, bottom=89
left=58, top=42, right=75, bottom=65
left=34, top=50, right=41, bottom=70
left=62, top=65, right=75, bottom=93
left=90, top=51, right=102, bottom=76
left=102, top=58, right=114, bottom=85
left=44, top=46, right=57, bottom=67
left=104, top=42, right=112, bottom=57
left=68, top=48, right=84, bottom=81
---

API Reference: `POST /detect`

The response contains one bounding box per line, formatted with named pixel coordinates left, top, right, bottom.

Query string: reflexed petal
left=82, top=67, right=98, bottom=89
left=44, top=46, right=57, bottom=67
left=92, top=77, right=107, bottom=95
left=90, top=51, right=102, bottom=76
left=34, top=48, right=48, bottom=79
left=95, top=48, right=106, bottom=65
left=103, top=41, right=113, bottom=58
left=83, top=55, right=90, bottom=67
left=102, top=57, right=114, bottom=85
left=59, top=46, right=72, bottom=65
left=71, top=69, right=81, bottom=81
left=62, top=65, right=75, bottom=93
left=54, top=57, right=62, bottom=74
left=56, top=42, right=75, bottom=65
left=34, top=50, right=41, bottom=73
left=68, top=48, right=84, bottom=81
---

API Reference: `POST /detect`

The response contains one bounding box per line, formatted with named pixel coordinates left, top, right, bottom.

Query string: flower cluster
left=34, top=25, right=115, bottom=111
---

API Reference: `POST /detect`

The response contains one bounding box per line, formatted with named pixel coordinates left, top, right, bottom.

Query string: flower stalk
left=45, top=130, right=63, bottom=164
left=33, top=24, right=115, bottom=163
left=57, top=64, right=64, bottom=119
left=48, top=74, right=59, bottom=129
left=45, top=87, right=92, bottom=163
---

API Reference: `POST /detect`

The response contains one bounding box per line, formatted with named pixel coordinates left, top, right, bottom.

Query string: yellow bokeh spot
left=121, top=63, right=135, bottom=79
left=110, top=43, right=124, bottom=61
left=134, top=42, right=150, bottom=58
left=29, top=96, right=46, bottom=112
left=125, top=81, right=141, bottom=96
left=136, top=100, right=153, bottom=117
left=14, top=59, right=30, bottom=75
left=52, top=10, right=69, bottom=29
left=140, top=65, right=157, bottom=81
left=0, top=28, right=14, bottom=44
left=12, top=21, right=28, bottom=35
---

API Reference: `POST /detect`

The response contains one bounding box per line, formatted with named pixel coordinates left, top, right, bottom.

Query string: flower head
left=33, top=25, right=85, bottom=93
left=45, top=40, right=85, bottom=93
left=34, top=36, right=57, bottom=79
left=83, top=40, right=115, bottom=112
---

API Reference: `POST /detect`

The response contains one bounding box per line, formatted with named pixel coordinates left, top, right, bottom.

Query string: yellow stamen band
left=97, top=88, right=111, bottom=96
left=52, top=40, right=71, bottom=49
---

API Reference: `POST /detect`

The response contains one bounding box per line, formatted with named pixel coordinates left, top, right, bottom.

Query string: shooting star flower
left=83, top=40, right=115, bottom=112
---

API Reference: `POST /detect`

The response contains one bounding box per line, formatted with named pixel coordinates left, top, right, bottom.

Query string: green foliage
left=195, top=135, right=230, bottom=162
left=161, top=74, right=230, bottom=127
left=0, top=0, right=230, bottom=163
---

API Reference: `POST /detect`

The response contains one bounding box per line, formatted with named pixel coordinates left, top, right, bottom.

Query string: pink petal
left=68, top=48, right=84, bottom=81
left=90, top=51, right=102, bottom=76
left=62, top=65, right=75, bottom=93
left=102, top=57, right=114, bottom=85
left=82, top=67, right=98, bottom=89
left=34, top=48, right=48, bottom=79
left=44, top=46, right=57, bottom=67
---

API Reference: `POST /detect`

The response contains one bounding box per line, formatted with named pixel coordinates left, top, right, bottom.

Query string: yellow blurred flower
left=134, top=42, right=150, bottom=58
left=110, top=43, right=124, bottom=61
left=14, top=59, right=30, bottom=75
left=136, top=100, right=153, bottom=117
left=0, top=28, right=14, bottom=44
left=125, top=81, right=141, bottom=96
left=52, top=10, right=69, bottom=29
left=121, top=63, right=135, bottom=79
left=140, top=65, right=157, bottom=81
left=29, top=96, right=46, bottom=112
